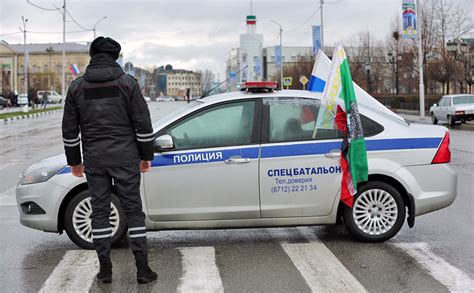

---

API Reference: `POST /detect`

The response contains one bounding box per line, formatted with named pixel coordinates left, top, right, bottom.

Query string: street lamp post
left=92, top=16, right=107, bottom=39
left=387, top=52, right=395, bottom=95
left=447, top=40, right=459, bottom=93
left=270, top=20, right=283, bottom=87
left=19, top=16, right=29, bottom=95
left=46, top=47, right=54, bottom=92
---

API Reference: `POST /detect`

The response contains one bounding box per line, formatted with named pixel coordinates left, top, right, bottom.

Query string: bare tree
left=384, top=15, right=405, bottom=95
left=198, top=69, right=216, bottom=94
left=427, top=50, right=455, bottom=94
left=415, top=0, right=439, bottom=94
left=341, top=31, right=386, bottom=94
left=145, top=65, right=158, bottom=97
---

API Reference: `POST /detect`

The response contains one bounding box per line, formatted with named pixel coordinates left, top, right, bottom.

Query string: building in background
left=154, top=65, right=201, bottom=98
left=226, top=15, right=263, bottom=91
left=262, top=46, right=313, bottom=82
left=0, top=40, right=90, bottom=95
left=124, top=61, right=154, bottom=97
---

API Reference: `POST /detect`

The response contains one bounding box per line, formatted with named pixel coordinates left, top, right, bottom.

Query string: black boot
left=97, top=257, right=112, bottom=283
left=135, top=253, right=157, bottom=284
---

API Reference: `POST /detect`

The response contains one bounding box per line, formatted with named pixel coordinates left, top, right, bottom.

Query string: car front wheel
left=64, top=190, right=126, bottom=249
left=343, top=181, right=406, bottom=242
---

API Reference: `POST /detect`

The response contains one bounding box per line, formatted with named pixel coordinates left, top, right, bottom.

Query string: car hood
left=22, top=153, right=67, bottom=175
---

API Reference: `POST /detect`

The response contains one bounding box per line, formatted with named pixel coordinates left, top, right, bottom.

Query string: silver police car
left=16, top=83, right=457, bottom=249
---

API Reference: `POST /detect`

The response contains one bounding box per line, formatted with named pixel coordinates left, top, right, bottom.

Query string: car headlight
left=19, top=165, right=65, bottom=185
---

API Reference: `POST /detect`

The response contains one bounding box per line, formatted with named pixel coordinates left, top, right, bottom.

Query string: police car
left=16, top=82, right=457, bottom=249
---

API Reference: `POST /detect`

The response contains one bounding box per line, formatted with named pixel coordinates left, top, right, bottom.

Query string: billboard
left=402, top=0, right=417, bottom=39
left=312, top=26, right=322, bottom=55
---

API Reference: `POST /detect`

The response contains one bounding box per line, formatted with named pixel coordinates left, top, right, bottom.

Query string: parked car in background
left=0, top=95, right=11, bottom=110
left=144, top=96, right=151, bottom=102
left=156, top=96, right=174, bottom=102
left=430, top=94, right=474, bottom=126
left=18, top=94, right=28, bottom=105
left=37, top=91, right=63, bottom=104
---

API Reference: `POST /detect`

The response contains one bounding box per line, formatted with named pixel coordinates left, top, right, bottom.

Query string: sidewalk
left=397, top=112, right=474, bottom=131
left=397, top=113, right=431, bottom=124
left=1, top=106, right=63, bottom=124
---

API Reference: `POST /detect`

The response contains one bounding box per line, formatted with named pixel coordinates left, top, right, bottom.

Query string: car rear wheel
left=64, top=190, right=126, bottom=249
left=343, top=181, right=405, bottom=242
left=431, top=112, right=438, bottom=124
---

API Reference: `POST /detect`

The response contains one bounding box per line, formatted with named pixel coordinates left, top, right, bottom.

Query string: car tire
left=431, top=112, right=438, bottom=124
left=447, top=115, right=456, bottom=126
left=64, top=190, right=127, bottom=249
left=342, top=181, right=406, bottom=242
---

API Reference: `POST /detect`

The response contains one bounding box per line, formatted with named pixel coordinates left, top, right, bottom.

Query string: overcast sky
left=1, top=0, right=472, bottom=78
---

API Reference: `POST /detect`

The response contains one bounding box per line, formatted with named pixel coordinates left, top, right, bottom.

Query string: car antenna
left=199, top=65, right=249, bottom=99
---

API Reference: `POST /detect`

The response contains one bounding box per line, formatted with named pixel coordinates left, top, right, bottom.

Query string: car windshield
left=453, top=95, right=474, bottom=105
left=152, top=101, right=201, bottom=131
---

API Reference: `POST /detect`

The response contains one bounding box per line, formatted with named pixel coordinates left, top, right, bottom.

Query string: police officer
left=62, top=36, right=157, bottom=284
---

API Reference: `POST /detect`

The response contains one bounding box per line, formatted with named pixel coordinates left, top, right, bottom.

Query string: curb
left=1, top=109, right=63, bottom=125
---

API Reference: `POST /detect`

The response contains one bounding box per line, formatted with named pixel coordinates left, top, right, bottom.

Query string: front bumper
left=15, top=181, right=69, bottom=232
left=395, top=163, right=457, bottom=216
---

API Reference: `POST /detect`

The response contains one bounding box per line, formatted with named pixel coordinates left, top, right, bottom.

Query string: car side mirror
left=155, top=134, right=174, bottom=151
left=433, top=103, right=437, bottom=107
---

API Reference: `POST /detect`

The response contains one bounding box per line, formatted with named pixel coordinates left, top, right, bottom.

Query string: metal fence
left=375, top=95, right=441, bottom=113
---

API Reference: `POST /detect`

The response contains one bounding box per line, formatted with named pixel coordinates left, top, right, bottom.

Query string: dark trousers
left=85, top=164, right=148, bottom=261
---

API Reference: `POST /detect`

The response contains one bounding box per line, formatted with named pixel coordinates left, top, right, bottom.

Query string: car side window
left=266, top=97, right=342, bottom=143
left=445, top=98, right=451, bottom=107
left=167, top=101, right=255, bottom=150
left=438, top=98, right=445, bottom=106
left=360, top=115, right=384, bottom=137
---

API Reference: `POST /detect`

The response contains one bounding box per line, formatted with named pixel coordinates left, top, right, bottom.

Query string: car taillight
left=455, top=110, right=465, bottom=115
left=431, top=132, right=451, bottom=164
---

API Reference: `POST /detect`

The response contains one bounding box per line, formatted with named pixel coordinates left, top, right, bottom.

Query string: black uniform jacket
left=62, top=53, right=154, bottom=167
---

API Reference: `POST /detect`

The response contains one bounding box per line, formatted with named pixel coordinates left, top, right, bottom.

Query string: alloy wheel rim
left=352, top=189, right=398, bottom=236
left=72, top=197, right=120, bottom=243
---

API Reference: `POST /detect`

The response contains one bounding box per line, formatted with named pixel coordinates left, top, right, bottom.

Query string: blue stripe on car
left=57, top=137, right=443, bottom=173
left=151, top=147, right=259, bottom=167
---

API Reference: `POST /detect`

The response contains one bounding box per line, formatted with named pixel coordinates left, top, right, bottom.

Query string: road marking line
left=38, top=250, right=98, bottom=293
left=177, top=247, right=224, bottom=293
left=282, top=241, right=367, bottom=293
left=394, top=243, right=474, bottom=292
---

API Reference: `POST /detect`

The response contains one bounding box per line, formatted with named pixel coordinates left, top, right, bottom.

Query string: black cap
left=89, top=36, right=121, bottom=60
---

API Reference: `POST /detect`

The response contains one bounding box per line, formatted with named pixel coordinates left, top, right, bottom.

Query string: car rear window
left=453, top=95, right=474, bottom=105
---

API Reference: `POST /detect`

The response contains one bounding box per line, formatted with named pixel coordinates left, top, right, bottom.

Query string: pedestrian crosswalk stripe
left=177, top=246, right=224, bottom=293
left=38, top=250, right=97, bottom=293
left=37, top=240, right=473, bottom=292
left=394, top=243, right=474, bottom=292
left=282, top=241, right=368, bottom=293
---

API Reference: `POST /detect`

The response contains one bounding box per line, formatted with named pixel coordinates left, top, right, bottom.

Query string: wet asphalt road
left=0, top=102, right=473, bottom=292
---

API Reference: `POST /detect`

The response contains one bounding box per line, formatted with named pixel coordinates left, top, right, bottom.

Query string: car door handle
left=225, top=156, right=251, bottom=164
left=325, top=149, right=341, bottom=158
